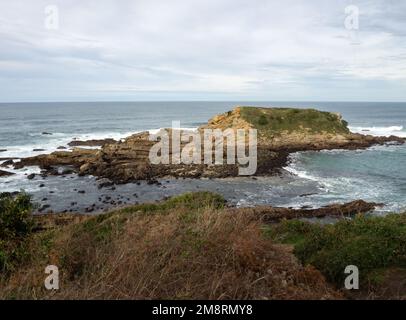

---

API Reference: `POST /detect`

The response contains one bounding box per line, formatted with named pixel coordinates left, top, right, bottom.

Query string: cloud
left=0, top=0, right=405, bottom=101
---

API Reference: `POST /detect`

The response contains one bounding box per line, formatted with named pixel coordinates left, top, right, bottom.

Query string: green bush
left=0, top=192, right=35, bottom=273
left=258, top=114, right=269, bottom=126
left=265, top=214, right=406, bottom=286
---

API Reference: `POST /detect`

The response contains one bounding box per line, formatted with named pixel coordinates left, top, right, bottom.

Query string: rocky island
left=10, top=106, right=405, bottom=183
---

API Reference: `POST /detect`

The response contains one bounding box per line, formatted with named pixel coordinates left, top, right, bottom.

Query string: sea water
left=0, top=101, right=405, bottom=213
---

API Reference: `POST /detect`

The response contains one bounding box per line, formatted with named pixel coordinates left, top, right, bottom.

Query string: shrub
left=265, top=214, right=406, bottom=286
left=0, top=192, right=35, bottom=273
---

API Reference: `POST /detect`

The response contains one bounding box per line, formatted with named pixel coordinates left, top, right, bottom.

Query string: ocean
left=0, top=101, right=405, bottom=214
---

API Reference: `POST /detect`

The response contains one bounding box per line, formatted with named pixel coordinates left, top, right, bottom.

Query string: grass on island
left=239, top=107, right=350, bottom=136
left=1, top=191, right=406, bottom=299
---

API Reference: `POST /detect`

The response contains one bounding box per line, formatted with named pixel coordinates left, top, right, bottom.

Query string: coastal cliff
left=10, top=106, right=405, bottom=183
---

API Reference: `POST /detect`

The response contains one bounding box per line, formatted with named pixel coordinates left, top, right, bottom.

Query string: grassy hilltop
left=1, top=192, right=406, bottom=300
left=240, top=107, right=350, bottom=135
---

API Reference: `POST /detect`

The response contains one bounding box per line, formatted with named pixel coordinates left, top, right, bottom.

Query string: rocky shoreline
left=2, top=107, right=404, bottom=185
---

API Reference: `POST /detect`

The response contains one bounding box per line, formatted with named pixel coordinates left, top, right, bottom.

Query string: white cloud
left=0, top=0, right=405, bottom=101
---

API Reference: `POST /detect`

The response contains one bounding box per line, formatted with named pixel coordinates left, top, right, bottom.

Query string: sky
left=0, top=0, right=406, bottom=102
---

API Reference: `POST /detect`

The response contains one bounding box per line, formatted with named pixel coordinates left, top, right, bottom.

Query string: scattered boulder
left=27, top=173, right=36, bottom=180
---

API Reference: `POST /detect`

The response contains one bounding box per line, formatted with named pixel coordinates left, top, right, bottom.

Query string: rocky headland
left=8, top=106, right=404, bottom=184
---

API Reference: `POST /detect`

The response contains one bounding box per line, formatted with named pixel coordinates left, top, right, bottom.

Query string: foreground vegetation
left=265, top=215, right=406, bottom=298
left=1, top=191, right=405, bottom=299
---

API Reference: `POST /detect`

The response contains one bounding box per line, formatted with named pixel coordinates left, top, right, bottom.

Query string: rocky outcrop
left=231, top=200, right=380, bottom=223
left=68, top=138, right=117, bottom=147
left=12, top=106, right=405, bottom=183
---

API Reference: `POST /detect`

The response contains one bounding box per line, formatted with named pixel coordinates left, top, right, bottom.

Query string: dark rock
left=42, top=132, right=52, bottom=135
left=98, top=180, right=114, bottom=189
left=57, top=146, right=67, bottom=150
left=39, top=204, right=51, bottom=212
left=33, top=149, right=46, bottom=152
left=39, top=184, right=45, bottom=188
left=78, top=190, right=86, bottom=194
left=1, top=159, right=14, bottom=167
left=299, top=193, right=318, bottom=198
left=0, top=149, right=7, bottom=152
left=61, top=168, right=74, bottom=175
left=27, top=173, right=36, bottom=180
left=0, top=170, right=15, bottom=177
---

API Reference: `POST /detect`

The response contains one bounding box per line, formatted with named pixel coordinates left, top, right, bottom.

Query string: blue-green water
left=0, top=101, right=405, bottom=213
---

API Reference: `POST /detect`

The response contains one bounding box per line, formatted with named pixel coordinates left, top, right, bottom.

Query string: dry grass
left=0, top=193, right=341, bottom=300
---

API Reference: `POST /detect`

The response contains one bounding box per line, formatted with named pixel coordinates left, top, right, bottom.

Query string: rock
left=33, top=149, right=46, bottom=152
left=42, top=132, right=52, bottom=135
left=0, top=170, right=14, bottom=177
left=39, top=204, right=51, bottom=212
left=299, top=193, right=318, bottom=198
left=0, top=149, right=7, bottom=152
left=97, top=180, right=114, bottom=189
left=57, top=146, right=67, bottom=150
left=0, top=159, right=14, bottom=167
left=27, top=173, right=36, bottom=180
left=61, top=168, right=74, bottom=175
left=39, top=184, right=45, bottom=188
left=231, top=200, right=380, bottom=223
left=68, top=138, right=117, bottom=147
left=78, top=190, right=86, bottom=194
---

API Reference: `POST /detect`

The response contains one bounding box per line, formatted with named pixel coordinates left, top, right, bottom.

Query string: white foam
left=349, top=125, right=406, bottom=137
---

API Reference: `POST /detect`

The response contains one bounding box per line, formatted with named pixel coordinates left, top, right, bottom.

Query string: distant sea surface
left=0, top=101, right=405, bottom=213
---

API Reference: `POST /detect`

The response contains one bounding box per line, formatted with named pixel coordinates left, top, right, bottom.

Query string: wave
left=349, top=125, right=406, bottom=137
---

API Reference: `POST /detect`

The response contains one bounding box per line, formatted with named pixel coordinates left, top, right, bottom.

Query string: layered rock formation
left=11, top=106, right=405, bottom=183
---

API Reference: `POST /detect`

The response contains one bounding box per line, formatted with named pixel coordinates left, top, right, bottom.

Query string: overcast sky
left=0, top=0, right=406, bottom=102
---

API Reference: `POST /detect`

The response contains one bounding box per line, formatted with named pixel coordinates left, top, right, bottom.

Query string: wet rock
left=0, top=149, right=7, bottom=152
left=27, top=173, right=36, bottom=180
left=0, top=159, right=14, bottom=167
left=78, top=190, right=86, bottom=194
left=61, top=168, right=74, bottom=175
left=57, top=146, right=67, bottom=150
left=33, top=149, right=46, bottom=152
left=98, top=180, right=114, bottom=189
left=39, top=184, right=45, bottom=188
left=39, top=204, right=51, bottom=212
left=42, top=132, right=52, bottom=135
left=299, top=193, right=318, bottom=198
left=0, top=170, right=15, bottom=177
